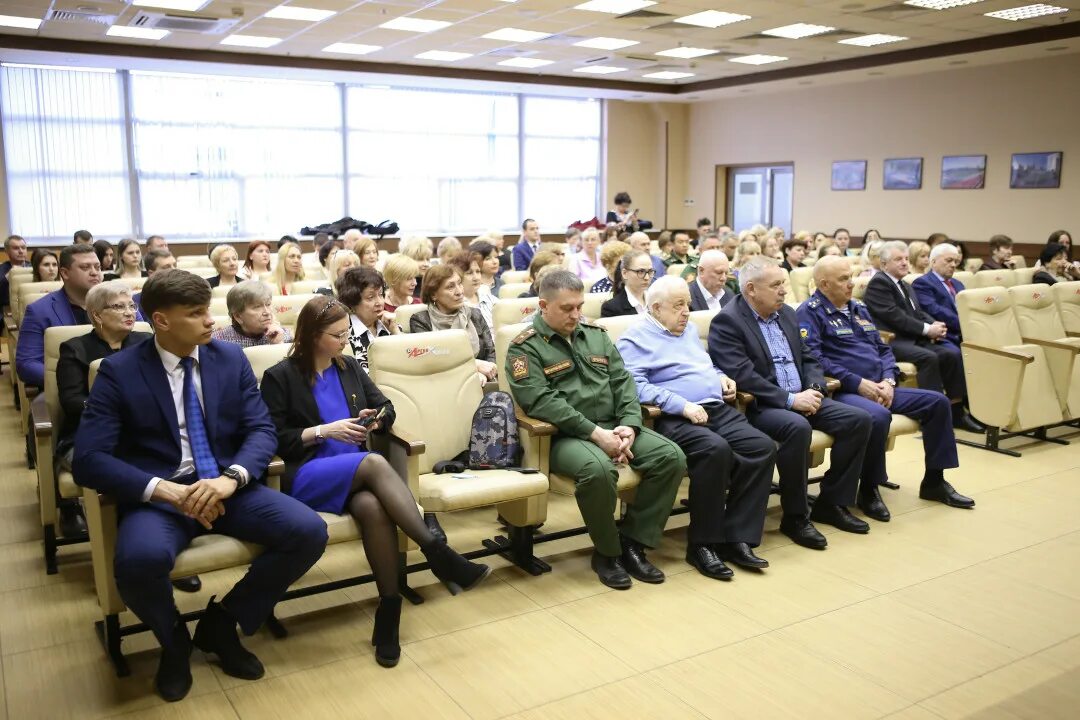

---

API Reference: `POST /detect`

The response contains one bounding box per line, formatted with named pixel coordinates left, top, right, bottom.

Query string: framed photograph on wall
left=883, top=157, right=922, bottom=190
left=831, top=160, right=867, bottom=191
left=1010, top=151, right=1063, bottom=189
left=941, top=155, right=986, bottom=189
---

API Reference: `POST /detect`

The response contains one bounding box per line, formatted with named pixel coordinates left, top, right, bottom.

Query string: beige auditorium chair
left=666, top=264, right=687, bottom=277
left=1012, top=255, right=1028, bottom=268
left=271, top=293, right=318, bottom=326
left=952, top=270, right=975, bottom=288
left=852, top=276, right=872, bottom=302
left=1009, top=284, right=1080, bottom=420
left=1054, top=281, right=1080, bottom=335
left=498, top=282, right=531, bottom=300
left=964, top=258, right=984, bottom=273
left=582, top=291, right=611, bottom=320
left=492, top=297, right=540, bottom=329
left=211, top=284, right=232, bottom=298
left=15, top=280, right=63, bottom=325
left=368, top=330, right=550, bottom=573
left=288, top=280, right=327, bottom=295
left=956, top=287, right=1065, bottom=455
left=117, top=276, right=147, bottom=291
left=14, top=285, right=64, bottom=439
left=1014, top=267, right=1037, bottom=285
left=186, top=266, right=218, bottom=279
left=395, top=302, right=428, bottom=333
left=500, top=270, right=529, bottom=285
left=177, top=255, right=213, bottom=268
left=971, top=268, right=1016, bottom=289
left=788, top=266, right=815, bottom=304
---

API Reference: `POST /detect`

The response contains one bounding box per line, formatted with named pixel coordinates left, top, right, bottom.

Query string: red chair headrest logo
left=983, top=296, right=996, bottom=304
left=406, top=346, right=449, bottom=359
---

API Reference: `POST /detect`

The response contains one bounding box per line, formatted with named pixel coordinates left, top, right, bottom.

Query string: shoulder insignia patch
left=511, top=328, right=536, bottom=345
left=590, top=355, right=608, bottom=366
left=580, top=319, right=606, bottom=331
left=808, top=298, right=820, bottom=308
left=800, top=327, right=808, bottom=338
left=853, top=299, right=866, bottom=307
left=510, top=355, right=529, bottom=380
left=543, top=359, right=572, bottom=376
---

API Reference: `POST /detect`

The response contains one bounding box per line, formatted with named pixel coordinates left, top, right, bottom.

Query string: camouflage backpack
left=468, top=391, right=522, bottom=469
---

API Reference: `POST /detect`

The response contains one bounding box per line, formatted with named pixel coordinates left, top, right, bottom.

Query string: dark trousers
left=655, top=402, right=775, bottom=547
left=748, top=397, right=871, bottom=517
left=114, top=483, right=329, bottom=648
left=891, top=338, right=966, bottom=400
left=836, top=388, right=959, bottom=490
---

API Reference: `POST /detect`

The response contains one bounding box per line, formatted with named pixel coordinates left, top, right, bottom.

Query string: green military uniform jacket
left=505, top=314, right=643, bottom=439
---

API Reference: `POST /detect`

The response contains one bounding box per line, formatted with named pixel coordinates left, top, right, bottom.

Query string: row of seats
left=789, top=267, right=1041, bottom=306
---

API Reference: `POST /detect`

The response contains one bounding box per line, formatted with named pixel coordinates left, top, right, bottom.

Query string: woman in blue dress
left=260, top=296, right=490, bottom=668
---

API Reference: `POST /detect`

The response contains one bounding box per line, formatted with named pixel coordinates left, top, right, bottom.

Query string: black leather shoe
left=591, top=551, right=632, bottom=589
left=953, top=414, right=986, bottom=434
left=156, top=622, right=193, bottom=702
left=371, top=596, right=402, bottom=668
left=620, top=538, right=664, bottom=584
left=686, top=545, right=733, bottom=580
left=920, top=480, right=975, bottom=509
left=880, top=480, right=900, bottom=490
left=58, top=501, right=86, bottom=538
left=810, top=503, right=870, bottom=534
left=779, top=515, right=828, bottom=549
left=172, top=576, right=202, bottom=593
left=857, top=487, right=891, bottom=522
left=424, top=512, right=447, bottom=544
left=719, top=542, right=769, bottom=569
left=192, top=598, right=265, bottom=681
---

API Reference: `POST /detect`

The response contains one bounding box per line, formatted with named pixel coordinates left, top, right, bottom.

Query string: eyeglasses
left=104, top=303, right=138, bottom=314
left=323, top=329, right=349, bottom=341
left=626, top=268, right=656, bottom=278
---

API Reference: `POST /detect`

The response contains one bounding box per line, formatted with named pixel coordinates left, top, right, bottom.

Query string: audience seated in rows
left=600, top=250, right=653, bottom=318
left=411, top=262, right=497, bottom=383
left=211, top=281, right=292, bottom=348
left=590, top=240, right=630, bottom=294
left=208, top=245, right=240, bottom=289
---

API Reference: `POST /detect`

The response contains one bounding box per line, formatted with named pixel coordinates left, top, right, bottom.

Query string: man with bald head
left=797, top=256, right=973, bottom=515
left=628, top=231, right=665, bottom=281
left=689, top=250, right=734, bottom=311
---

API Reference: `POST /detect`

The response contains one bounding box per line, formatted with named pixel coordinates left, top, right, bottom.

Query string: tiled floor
left=1, top=362, right=1077, bottom=719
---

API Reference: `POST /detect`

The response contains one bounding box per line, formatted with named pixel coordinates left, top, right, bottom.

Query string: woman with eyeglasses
left=601, top=250, right=655, bottom=318
left=56, top=281, right=152, bottom=470
left=260, top=295, right=490, bottom=669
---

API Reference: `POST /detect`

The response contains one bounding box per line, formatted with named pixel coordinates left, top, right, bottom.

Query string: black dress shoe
left=192, top=598, right=265, bottom=681
left=719, top=542, right=769, bottom=569
left=857, top=487, right=891, bottom=522
left=686, top=545, right=733, bottom=580
left=424, top=512, right=447, bottom=544
left=620, top=538, right=664, bottom=584
left=953, top=414, right=986, bottom=434
left=371, top=596, right=402, bottom=668
left=920, top=480, right=975, bottom=509
left=591, top=551, right=632, bottom=589
left=880, top=480, right=900, bottom=490
left=58, top=501, right=86, bottom=538
left=810, top=503, right=870, bottom=534
left=172, top=576, right=202, bottom=593
left=779, top=515, right=828, bottom=549
left=156, top=622, right=193, bottom=703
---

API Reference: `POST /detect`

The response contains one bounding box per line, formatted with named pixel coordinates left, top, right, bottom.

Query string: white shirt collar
left=696, top=277, right=725, bottom=301
left=155, top=339, right=199, bottom=374
left=626, top=288, right=646, bottom=313
left=350, top=313, right=387, bottom=338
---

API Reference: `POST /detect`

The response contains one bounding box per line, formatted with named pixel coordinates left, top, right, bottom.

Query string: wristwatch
left=222, top=467, right=247, bottom=490
left=315, top=425, right=324, bottom=442
left=883, top=378, right=897, bottom=387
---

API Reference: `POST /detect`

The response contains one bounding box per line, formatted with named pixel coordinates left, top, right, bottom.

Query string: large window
left=1, top=64, right=603, bottom=241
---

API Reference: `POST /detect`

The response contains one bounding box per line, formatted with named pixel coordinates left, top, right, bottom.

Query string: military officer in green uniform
left=506, top=269, right=686, bottom=589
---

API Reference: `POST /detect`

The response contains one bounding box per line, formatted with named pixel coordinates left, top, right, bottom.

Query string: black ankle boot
left=420, top=539, right=492, bottom=595
left=371, top=596, right=402, bottom=668
left=424, top=513, right=447, bottom=543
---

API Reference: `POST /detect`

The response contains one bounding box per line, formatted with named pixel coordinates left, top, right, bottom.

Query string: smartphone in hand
left=356, top=405, right=387, bottom=428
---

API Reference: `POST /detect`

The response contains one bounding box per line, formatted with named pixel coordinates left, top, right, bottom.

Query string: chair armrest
left=31, top=393, right=51, bottom=438
left=83, top=489, right=124, bottom=614
left=735, top=391, right=754, bottom=406
left=825, top=378, right=841, bottom=394
left=4, top=314, right=16, bottom=333
left=878, top=330, right=896, bottom=344
left=641, top=404, right=661, bottom=420
left=1067, top=331, right=1080, bottom=338
left=515, top=408, right=556, bottom=436
left=1021, top=337, right=1080, bottom=354
left=388, top=425, right=426, bottom=456
left=961, top=342, right=1034, bottom=364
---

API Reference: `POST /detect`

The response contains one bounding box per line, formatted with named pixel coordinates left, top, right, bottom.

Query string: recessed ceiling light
left=573, top=65, right=627, bottom=74
left=220, top=35, right=282, bottom=48
left=574, top=0, right=656, bottom=14
left=729, top=54, right=788, bottom=65
left=415, top=50, right=472, bottom=61
left=498, top=57, right=555, bottom=68
left=482, top=28, right=551, bottom=42
left=839, top=34, right=908, bottom=46
left=0, top=14, right=42, bottom=30
left=984, top=4, right=1068, bottom=20
left=574, top=37, right=639, bottom=50
left=131, top=0, right=210, bottom=11
left=656, top=47, right=718, bottom=59
left=265, top=6, right=336, bottom=22
left=380, top=17, right=452, bottom=33
left=643, top=71, right=695, bottom=79
left=106, top=26, right=169, bottom=40
left=762, top=23, right=836, bottom=39
left=673, top=10, right=751, bottom=28
left=323, top=42, right=381, bottom=55
left=904, top=0, right=985, bottom=8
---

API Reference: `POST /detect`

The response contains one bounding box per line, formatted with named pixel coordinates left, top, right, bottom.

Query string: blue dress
left=290, top=364, right=370, bottom=513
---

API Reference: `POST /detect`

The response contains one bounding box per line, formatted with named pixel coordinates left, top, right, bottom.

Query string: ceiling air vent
left=47, top=9, right=117, bottom=26
left=131, top=11, right=239, bottom=34
left=618, top=10, right=673, bottom=18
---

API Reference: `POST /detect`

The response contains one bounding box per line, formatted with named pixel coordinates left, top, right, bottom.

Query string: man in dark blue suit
left=709, top=257, right=873, bottom=550
left=0, top=233, right=30, bottom=309
left=912, top=243, right=963, bottom=347
left=798, top=257, right=974, bottom=520
left=511, top=218, right=541, bottom=271
left=73, top=270, right=328, bottom=702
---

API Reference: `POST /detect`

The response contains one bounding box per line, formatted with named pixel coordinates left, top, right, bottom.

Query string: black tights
left=346, top=454, right=435, bottom=597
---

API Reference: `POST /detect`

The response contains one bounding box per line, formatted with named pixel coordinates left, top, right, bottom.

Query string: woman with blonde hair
left=733, top=239, right=762, bottom=269
left=436, top=236, right=461, bottom=264
left=399, top=236, right=433, bottom=299
left=908, top=241, right=931, bottom=275
left=318, top=250, right=359, bottom=297
left=591, top=240, right=631, bottom=293
left=208, top=244, right=240, bottom=289
left=272, top=242, right=306, bottom=295
left=355, top=236, right=380, bottom=269
left=858, top=240, right=885, bottom=278
left=382, top=254, right=420, bottom=312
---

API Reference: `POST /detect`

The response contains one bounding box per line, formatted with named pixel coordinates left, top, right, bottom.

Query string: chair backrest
left=956, top=287, right=1021, bottom=347
left=595, top=313, right=646, bottom=343
left=211, top=284, right=232, bottom=298
left=498, top=282, right=531, bottom=300
left=18, top=291, right=53, bottom=325
left=1011, top=255, right=1027, bottom=268
left=209, top=297, right=228, bottom=317
left=500, top=270, right=529, bottom=285
left=88, top=358, right=103, bottom=388
left=688, top=309, right=719, bottom=349
left=666, top=264, right=686, bottom=277
left=8, top=270, right=34, bottom=307
left=902, top=273, right=922, bottom=284
left=395, top=303, right=428, bottom=334
left=972, top=269, right=1016, bottom=289
left=186, top=266, right=218, bottom=279
left=788, top=266, right=814, bottom=304
left=271, top=294, right=318, bottom=326
left=289, top=280, right=326, bottom=296
left=1052, top=281, right=1080, bottom=335
left=16, top=281, right=63, bottom=323
left=964, top=258, right=984, bottom=273
left=177, top=256, right=213, bottom=268
left=211, top=315, right=230, bottom=331
left=952, top=270, right=975, bottom=288
left=780, top=268, right=797, bottom=307
left=117, top=276, right=147, bottom=290
left=852, top=276, right=871, bottom=301
left=1013, top=267, right=1036, bottom=285
left=582, top=292, right=611, bottom=320
left=495, top=322, right=528, bottom=393
left=1009, top=284, right=1067, bottom=341
left=369, top=330, right=483, bottom=475
left=242, top=344, right=291, bottom=384
left=492, top=297, right=540, bottom=329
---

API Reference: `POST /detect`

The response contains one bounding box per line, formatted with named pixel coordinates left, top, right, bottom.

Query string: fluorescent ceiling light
left=323, top=42, right=381, bottom=55
left=644, top=71, right=695, bottom=79
left=0, top=14, right=42, bottom=30
left=265, top=6, right=336, bottom=22
left=984, top=3, right=1068, bottom=20
left=482, top=28, right=551, bottom=42
left=574, top=0, right=656, bottom=14
left=656, top=47, right=718, bottom=59
left=904, top=0, right=984, bottom=8
left=574, top=37, right=639, bottom=50
left=106, top=26, right=169, bottom=40
left=498, top=57, right=555, bottom=68
left=380, top=17, right=451, bottom=33
left=839, top=33, right=908, bottom=46
left=131, top=0, right=211, bottom=11
left=762, top=23, right=836, bottom=39
left=572, top=65, right=627, bottom=74
left=729, top=54, right=788, bottom=65
left=673, top=10, right=751, bottom=28
left=220, top=35, right=282, bottom=48
left=415, top=50, right=472, bottom=61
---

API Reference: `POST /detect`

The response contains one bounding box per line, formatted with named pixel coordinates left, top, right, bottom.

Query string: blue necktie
left=180, top=356, right=219, bottom=480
